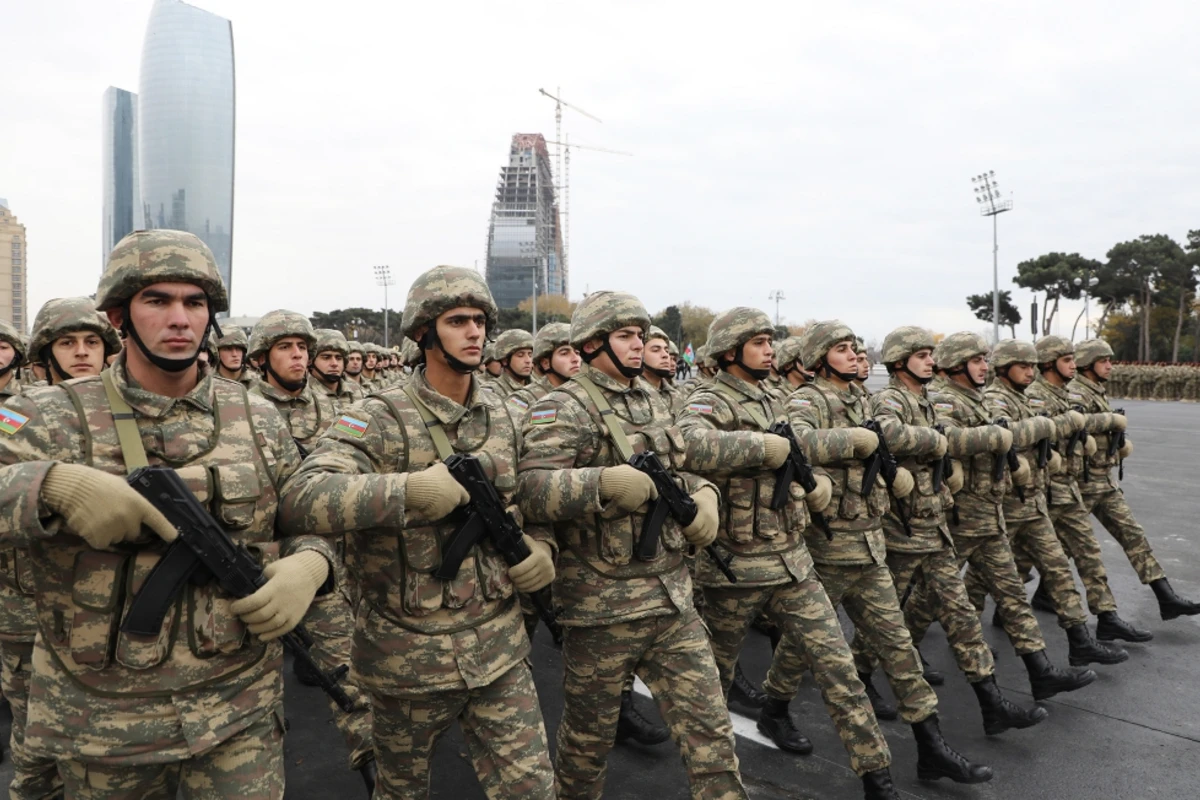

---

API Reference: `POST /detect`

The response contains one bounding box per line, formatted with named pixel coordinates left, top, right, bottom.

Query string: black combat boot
left=1066, top=623, right=1129, bottom=666
left=1150, top=578, right=1200, bottom=620
left=1096, top=610, right=1153, bottom=643
left=991, top=604, right=1004, bottom=628
left=919, top=650, right=945, bottom=686
left=615, top=690, right=670, bottom=746
left=1030, top=579, right=1055, bottom=613
left=756, top=697, right=814, bottom=754
left=728, top=662, right=767, bottom=711
left=911, top=714, right=992, bottom=784
left=359, top=757, right=377, bottom=797
left=1021, top=649, right=1096, bottom=701
left=970, top=674, right=1048, bottom=736
left=292, top=656, right=323, bottom=687
left=858, top=671, right=898, bottom=721
left=862, top=767, right=901, bottom=800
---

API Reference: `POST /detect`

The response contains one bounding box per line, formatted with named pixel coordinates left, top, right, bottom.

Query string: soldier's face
left=644, top=339, right=672, bottom=372
left=313, top=350, right=344, bottom=378
left=966, top=355, right=989, bottom=385
left=586, top=327, right=644, bottom=379
left=346, top=353, right=362, bottom=374
left=0, top=341, right=14, bottom=371
left=364, top=354, right=377, bottom=370
left=52, top=331, right=105, bottom=378
left=1056, top=354, right=1077, bottom=380
left=267, top=337, right=309, bottom=383
left=507, top=347, right=534, bottom=377
left=742, top=334, right=774, bottom=372
left=122, top=283, right=210, bottom=363
left=219, top=346, right=243, bottom=371
left=856, top=352, right=870, bottom=379
left=547, top=344, right=581, bottom=380
left=433, top=307, right=487, bottom=368
left=826, top=341, right=858, bottom=376
left=906, top=349, right=934, bottom=380
left=1007, top=362, right=1035, bottom=387
left=1092, top=357, right=1113, bottom=380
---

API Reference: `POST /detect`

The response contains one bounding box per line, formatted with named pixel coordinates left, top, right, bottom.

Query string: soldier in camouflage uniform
left=518, top=291, right=747, bottom=800
left=311, top=328, right=364, bottom=409
left=482, top=341, right=504, bottom=382
left=0, top=230, right=337, bottom=798
left=489, top=329, right=535, bottom=397
left=678, top=308, right=902, bottom=800
left=854, top=338, right=871, bottom=395
left=504, top=322, right=579, bottom=427
left=0, top=318, right=25, bottom=402
left=786, top=321, right=991, bottom=786
left=344, top=339, right=366, bottom=388
left=27, top=297, right=122, bottom=386
left=966, top=339, right=1129, bottom=667
left=359, top=344, right=382, bottom=391
left=1068, top=339, right=1200, bottom=621
left=850, top=327, right=1045, bottom=738
left=215, top=327, right=255, bottom=386
left=279, top=266, right=556, bottom=800
left=772, top=336, right=810, bottom=395
left=643, top=325, right=684, bottom=417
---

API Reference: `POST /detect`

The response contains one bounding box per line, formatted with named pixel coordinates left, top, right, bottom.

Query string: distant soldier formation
left=0, top=229, right=1195, bottom=800
left=1107, top=362, right=1200, bottom=400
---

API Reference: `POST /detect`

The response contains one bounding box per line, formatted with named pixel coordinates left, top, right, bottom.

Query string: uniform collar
left=1073, top=373, right=1105, bottom=396
left=110, top=352, right=214, bottom=418
left=1035, top=374, right=1071, bottom=399
left=410, top=366, right=484, bottom=426
left=813, top=374, right=860, bottom=404
left=254, top=377, right=313, bottom=406
left=579, top=363, right=644, bottom=395
left=716, top=369, right=765, bottom=400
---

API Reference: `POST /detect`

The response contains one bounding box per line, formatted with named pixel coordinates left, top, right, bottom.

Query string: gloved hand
left=992, top=427, right=1014, bottom=454
left=406, top=463, right=470, bottom=521
left=805, top=474, right=833, bottom=513
left=1119, top=439, right=1133, bottom=459
left=850, top=428, right=879, bottom=458
left=931, top=433, right=949, bottom=460
left=681, top=488, right=719, bottom=547
left=1065, top=410, right=1086, bottom=434
left=1084, top=435, right=1098, bottom=457
left=1048, top=450, right=1063, bottom=475
left=1111, top=414, right=1128, bottom=433
left=890, top=467, right=914, bottom=499
left=1012, top=456, right=1032, bottom=487
left=230, top=550, right=329, bottom=641
left=40, top=463, right=177, bottom=549
left=763, top=434, right=791, bottom=470
left=946, top=460, right=964, bottom=493
left=509, top=535, right=555, bottom=592
left=599, top=464, right=658, bottom=513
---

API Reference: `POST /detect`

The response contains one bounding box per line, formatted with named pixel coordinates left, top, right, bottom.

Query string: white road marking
left=632, top=677, right=779, bottom=749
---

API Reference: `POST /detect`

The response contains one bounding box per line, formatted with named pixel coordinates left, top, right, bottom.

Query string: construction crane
left=538, top=87, right=601, bottom=196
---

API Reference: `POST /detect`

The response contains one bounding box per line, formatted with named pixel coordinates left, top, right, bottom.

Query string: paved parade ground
left=2, top=394, right=1198, bottom=799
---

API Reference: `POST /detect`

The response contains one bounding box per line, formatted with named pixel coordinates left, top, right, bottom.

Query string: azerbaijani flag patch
left=0, top=408, right=28, bottom=436
left=1028, top=397, right=1046, bottom=407
left=531, top=408, right=557, bottom=425
left=508, top=396, right=529, bottom=410
left=934, top=402, right=954, bottom=412
left=882, top=397, right=903, bottom=410
left=790, top=397, right=812, bottom=407
left=687, top=402, right=713, bottom=414
left=333, top=415, right=369, bottom=438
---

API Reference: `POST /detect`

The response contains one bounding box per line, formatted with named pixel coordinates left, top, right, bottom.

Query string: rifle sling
left=401, top=384, right=456, bottom=461
left=574, top=375, right=638, bottom=463
left=102, top=369, right=150, bottom=473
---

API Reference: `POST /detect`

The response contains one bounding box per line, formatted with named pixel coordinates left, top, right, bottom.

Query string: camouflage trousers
left=1078, top=489, right=1164, bottom=585
left=852, top=548, right=995, bottom=683
left=371, top=661, right=554, bottom=800
left=702, top=579, right=890, bottom=776
left=56, top=709, right=285, bottom=800
left=813, top=561, right=938, bottom=724
left=914, top=533, right=1047, bottom=656
left=556, top=609, right=746, bottom=800
left=966, top=512, right=1087, bottom=629
left=0, top=638, right=63, bottom=800
left=1044, top=498, right=1119, bottom=615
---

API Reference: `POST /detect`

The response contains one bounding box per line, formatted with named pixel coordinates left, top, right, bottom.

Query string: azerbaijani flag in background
left=683, top=343, right=695, bottom=364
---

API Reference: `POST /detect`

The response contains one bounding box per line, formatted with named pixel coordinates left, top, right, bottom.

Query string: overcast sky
left=3, top=1, right=1199, bottom=344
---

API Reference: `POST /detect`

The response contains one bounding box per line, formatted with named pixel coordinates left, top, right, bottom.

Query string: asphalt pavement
left=1, top=393, right=1197, bottom=799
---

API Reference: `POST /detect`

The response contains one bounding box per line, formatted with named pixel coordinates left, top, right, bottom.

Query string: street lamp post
left=1072, top=273, right=1099, bottom=340
left=971, top=171, right=1013, bottom=343
left=373, top=265, right=395, bottom=347
left=767, top=290, right=786, bottom=327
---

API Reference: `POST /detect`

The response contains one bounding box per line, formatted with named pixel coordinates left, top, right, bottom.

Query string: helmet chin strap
left=309, top=366, right=342, bottom=387
left=1083, top=365, right=1106, bottom=383
left=581, top=335, right=643, bottom=379
left=946, top=364, right=986, bottom=389
left=263, top=358, right=307, bottom=393
left=502, top=359, right=531, bottom=385
left=725, top=342, right=771, bottom=381
left=121, top=302, right=212, bottom=373
left=419, top=328, right=477, bottom=374
left=899, top=359, right=934, bottom=385
left=646, top=364, right=674, bottom=379
left=40, top=347, right=73, bottom=385
left=1042, top=361, right=1071, bottom=384
left=819, top=359, right=859, bottom=384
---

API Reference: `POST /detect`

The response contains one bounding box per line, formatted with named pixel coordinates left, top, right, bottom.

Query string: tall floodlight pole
left=971, top=171, right=1013, bottom=342
left=767, top=290, right=786, bottom=327
left=373, top=265, right=395, bottom=347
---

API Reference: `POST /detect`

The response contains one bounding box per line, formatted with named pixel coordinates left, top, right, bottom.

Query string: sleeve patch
left=1069, top=393, right=1083, bottom=400
left=992, top=398, right=1008, bottom=408
left=508, top=396, right=529, bottom=410
left=332, top=415, right=369, bottom=438
left=882, top=397, right=904, bottom=410
left=934, top=402, right=954, bottom=411
left=1028, top=398, right=1046, bottom=407
left=530, top=408, right=557, bottom=425
left=789, top=397, right=812, bottom=407
left=0, top=408, right=29, bottom=436
left=686, top=402, right=714, bottom=414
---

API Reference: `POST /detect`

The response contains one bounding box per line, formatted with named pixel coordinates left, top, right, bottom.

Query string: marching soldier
left=345, top=339, right=366, bottom=388
left=504, top=322, right=579, bottom=425
left=642, top=325, right=684, bottom=417
left=215, top=327, right=255, bottom=385
left=311, top=327, right=364, bottom=409
left=490, top=329, right=535, bottom=396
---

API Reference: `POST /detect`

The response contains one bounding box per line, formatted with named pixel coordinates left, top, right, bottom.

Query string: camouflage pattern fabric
left=250, top=378, right=338, bottom=454
left=97, top=229, right=229, bottom=313
left=248, top=310, right=316, bottom=359
left=400, top=266, right=499, bottom=341
left=567, top=291, right=650, bottom=350
left=1, top=639, right=62, bottom=800
left=488, top=369, right=531, bottom=398
left=216, top=327, right=249, bottom=351
left=492, top=329, right=534, bottom=362
left=29, top=296, right=122, bottom=358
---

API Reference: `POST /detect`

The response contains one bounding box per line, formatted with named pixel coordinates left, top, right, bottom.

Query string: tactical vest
left=931, top=384, right=1010, bottom=503
left=34, top=375, right=278, bottom=697
left=873, top=386, right=953, bottom=528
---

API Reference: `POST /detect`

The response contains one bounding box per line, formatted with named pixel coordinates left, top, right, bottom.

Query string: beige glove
left=230, top=550, right=329, bottom=641
left=762, top=434, right=791, bottom=470
left=682, top=488, right=719, bottom=547
left=890, top=466, right=914, bottom=499
left=509, top=535, right=555, bottom=592
left=992, top=427, right=1014, bottom=454
left=1110, top=414, right=1128, bottom=433
left=805, top=474, right=833, bottom=513
left=850, top=428, right=879, bottom=458
left=930, top=433, right=948, bottom=460
left=1012, top=455, right=1032, bottom=487
left=1048, top=450, right=1063, bottom=475
left=40, top=463, right=177, bottom=549
left=1084, top=435, right=1098, bottom=457
left=599, top=464, right=659, bottom=512
left=1119, top=439, right=1133, bottom=459
left=406, top=462, right=470, bottom=521
left=946, top=460, right=964, bottom=493
left=1065, top=410, right=1086, bottom=434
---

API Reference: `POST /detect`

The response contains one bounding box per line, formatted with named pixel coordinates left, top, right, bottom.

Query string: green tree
left=652, top=305, right=684, bottom=347
left=309, top=307, right=400, bottom=345
left=966, top=290, right=1021, bottom=338
left=1012, top=253, right=1102, bottom=336
left=1106, top=234, right=1186, bottom=361
left=678, top=302, right=717, bottom=349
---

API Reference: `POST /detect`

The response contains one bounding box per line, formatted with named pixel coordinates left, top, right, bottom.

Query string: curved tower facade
left=138, top=0, right=235, bottom=310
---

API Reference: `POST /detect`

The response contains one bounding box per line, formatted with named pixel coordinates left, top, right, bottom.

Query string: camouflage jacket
left=1066, top=374, right=1128, bottom=495
left=982, top=380, right=1058, bottom=522
left=870, top=377, right=953, bottom=553
left=0, top=375, right=21, bottom=404
left=489, top=370, right=532, bottom=398
left=503, top=375, right=551, bottom=426
left=676, top=371, right=814, bottom=587
left=312, top=375, right=361, bottom=416
left=1026, top=377, right=1087, bottom=507
left=0, top=355, right=333, bottom=763
left=0, top=377, right=35, bottom=642
left=517, top=366, right=714, bottom=627
left=278, top=368, right=534, bottom=696
left=651, top=378, right=685, bottom=420
left=249, top=378, right=339, bottom=456
left=785, top=377, right=889, bottom=566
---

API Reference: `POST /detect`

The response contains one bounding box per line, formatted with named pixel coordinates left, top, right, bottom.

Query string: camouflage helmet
left=248, top=310, right=317, bottom=359
left=569, top=291, right=650, bottom=350
left=798, top=320, right=856, bottom=369
left=401, top=265, right=498, bottom=341
left=705, top=307, right=774, bottom=363
left=701, top=342, right=719, bottom=369
left=312, top=328, right=349, bottom=357
left=1075, top=338, right=1115, bottom=369
left=533, top=321, right=572, bottom=363
left=400, top=337, right=422, bottom=366
left=493, top=329, right=534, bottom=362
left=30, top=297, right=122, bottom=358
left=990, top=338, right=1038, bottom=368
left=97, top=229, right=228, bottom=313
left=774, top=336, right=805, bottom=371
left=881, top=326, right=936, bottom=366
left=646, top=325, right=671, bottom=345
left=1035, top=335, right=1074, bottom=365
left=934, top=331, right=990, bottom=370
left=482, top=341, right=497, bottom=363
left=667, top=339, right=680, bottom=357
left=0, top=319, right=26, bottom=366
left=345, top=338, right=364, bottom=357
left=853, top=337, right=867, bottom=355
left=215, top=327, right=249, bottom=351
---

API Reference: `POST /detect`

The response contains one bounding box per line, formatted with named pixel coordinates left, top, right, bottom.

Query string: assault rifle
left=630, top=450, right=737, bottom=583
left=932, top=424, right=951, bottom=492
left=433, top=453, right=563, bottom=644
left=1107, top=408, right=1127, bottom=480
left=860, top=419, right=911, bottom=537
left=767, top=421, right=831, bottom=540
left=992, top=418, right=1024, bottom=503
left=120, top=466, right=356, bottom=712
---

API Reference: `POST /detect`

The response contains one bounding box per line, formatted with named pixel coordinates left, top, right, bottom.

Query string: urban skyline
left=101, top=86, right=139, bottom=267
left=0, top=200, right=28, bottom=333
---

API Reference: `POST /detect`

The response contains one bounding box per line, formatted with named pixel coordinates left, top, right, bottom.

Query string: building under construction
left=485, top=134, right=565, bottom=309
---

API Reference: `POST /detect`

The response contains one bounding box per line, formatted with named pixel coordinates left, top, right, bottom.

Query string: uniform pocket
left=70, top=550, right=127, bottom=669
left=837, top=467, right=868, bottom=520
left=399, top=525, right=444, bottom=616
left=213, top=464, right=262, bottom=530
left=598, top=515, right=635, bottom=566
left=725, top=477, right=757, bottom=544
left=186, top=580, right=247, bottom=658
left=116, top=550, right=178, bottom=669
left=910, top=468, right=940, bottom=520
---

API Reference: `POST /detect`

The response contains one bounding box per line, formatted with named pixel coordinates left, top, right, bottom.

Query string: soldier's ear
left=105, top=308, right=124, bottom=331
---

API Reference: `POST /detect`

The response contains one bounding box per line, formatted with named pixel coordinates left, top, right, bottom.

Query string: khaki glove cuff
left=762, top=434, right=791, bottom=470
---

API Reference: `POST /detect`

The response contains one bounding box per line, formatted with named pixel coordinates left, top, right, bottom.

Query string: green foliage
left=652, top=305, right=684, bottom=346
left=309, top=307, right=399, bottom=345
left=965, top=289, right=1021, bottom=337
left=1013, top=252, right=1103, bottom=335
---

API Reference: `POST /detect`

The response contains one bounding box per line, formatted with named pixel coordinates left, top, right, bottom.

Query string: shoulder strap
left=402, top=384, right=455, bottom=461
left=573, top=375, right=636, bottom=462
left=101, top=370, right=149, bottom=473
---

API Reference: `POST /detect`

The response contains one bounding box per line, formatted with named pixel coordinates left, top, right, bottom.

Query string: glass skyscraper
left=138, top=0, right=235, bottom=310
left=102, top=87, right=139, bottom=269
